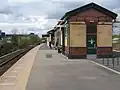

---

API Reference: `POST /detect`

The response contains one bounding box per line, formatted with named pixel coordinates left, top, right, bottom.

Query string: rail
left=0, top=45, right=36, bottom=67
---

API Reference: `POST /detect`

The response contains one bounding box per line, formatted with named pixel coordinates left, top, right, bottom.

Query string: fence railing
left=97, top=51, right=120, bottom=68
left=113, top=43, right=120, bottom=50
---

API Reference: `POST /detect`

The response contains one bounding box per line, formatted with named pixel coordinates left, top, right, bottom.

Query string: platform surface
left=1, top=44, right=120, bottom=90
left=26, top=44, right=120, bottom=90
left=0, top=45, right=40, bottom=90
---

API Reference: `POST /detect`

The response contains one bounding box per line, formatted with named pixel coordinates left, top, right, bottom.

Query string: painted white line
left=4, top=76, right=17, bottom=78
left=12, top=70, right=18, bottom=73
left=80, top=76, right=97, bottom=80
left=4, top=80, right=8, bottom=82
left=18, top=64, right=24, bottom=66
left=0, top=83, right=15, bottom=85
left=67, top=60, right=81, bottom=61
left=90, top=61, right=120, bottom=75
left=14, top=66, right=22, bottom=70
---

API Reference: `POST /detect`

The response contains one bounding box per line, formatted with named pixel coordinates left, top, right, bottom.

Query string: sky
left=0, top=0, right=120, bottom=36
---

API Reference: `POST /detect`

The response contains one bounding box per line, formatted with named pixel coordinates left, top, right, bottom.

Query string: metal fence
left=95, top=52, right=120, bottom=72
left=113, top=43, right=120, bottom=50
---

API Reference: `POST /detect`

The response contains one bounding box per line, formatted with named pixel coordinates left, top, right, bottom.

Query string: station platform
left=0, top=43, right=120, bottom=90
left=0, top=44, right=41, bottom=90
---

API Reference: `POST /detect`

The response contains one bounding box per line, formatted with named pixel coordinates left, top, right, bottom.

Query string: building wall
left=47, top=34, right=52, bottom=46
left=64, top=8, right=114, bottom=58
left=54, top=29, right=61, bottom=47
left=69, top=22, right=87, bottom=58
left=97, top=24, right=112, bottom=47
left=70, top=8, right=112, bottom=22
left=60, top=30, right=62, bottom=46
left=97, top=23, right=113, bottom=56
left=65, top=37, right=67, bottom=46
left=54, top=31, right=57, bottom=47
left=70, top=22, right=86, bottom=47
left=47, top=37, right=50, bottom=46
left=64, top=21, right=69, bottom=54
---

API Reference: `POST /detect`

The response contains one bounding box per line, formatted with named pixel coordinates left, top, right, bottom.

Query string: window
left=87, top=24, right=97, bottom=33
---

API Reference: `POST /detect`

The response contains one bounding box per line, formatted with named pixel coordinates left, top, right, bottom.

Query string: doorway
left=86, top=23, right=97, bottom=54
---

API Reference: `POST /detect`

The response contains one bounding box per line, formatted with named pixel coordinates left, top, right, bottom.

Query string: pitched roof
left=61, top=3, right=118, bottom=20
left=47, top=29, right=55, bottom=34
left=42, top=34, right=49, bottom=37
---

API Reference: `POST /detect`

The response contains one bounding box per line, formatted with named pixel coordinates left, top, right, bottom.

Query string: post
left=117, top=57, right=119, bottom=65
left=103, top=58, right=104, bottom=65
left=112, top=58, right=115, bottom=68
left=107, top=58, right=109, bottom=66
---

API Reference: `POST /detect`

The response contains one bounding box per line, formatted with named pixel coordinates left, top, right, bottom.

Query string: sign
left=88, top=39, right=95, bottom=44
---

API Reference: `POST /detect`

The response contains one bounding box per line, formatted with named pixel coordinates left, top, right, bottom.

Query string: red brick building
left=46, top=3, right=118, bottom=59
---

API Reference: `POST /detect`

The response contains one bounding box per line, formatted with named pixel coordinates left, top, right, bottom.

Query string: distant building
left=29, top=33, right=35, bottom=36
left=113, top=38, right=120, bottom=43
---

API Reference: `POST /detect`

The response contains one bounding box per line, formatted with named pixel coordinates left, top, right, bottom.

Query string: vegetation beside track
left=0, top=33, right=41, bottom=57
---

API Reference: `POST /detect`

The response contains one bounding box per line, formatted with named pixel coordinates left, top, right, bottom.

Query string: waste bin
left=57, top=46, right=62, bottom=53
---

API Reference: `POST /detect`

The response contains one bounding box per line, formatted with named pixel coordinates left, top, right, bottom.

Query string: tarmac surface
left=26, top=44, right=120, bottom=90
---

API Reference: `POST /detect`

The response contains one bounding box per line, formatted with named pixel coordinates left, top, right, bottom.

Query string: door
left=87, top=35, right=96, bottom=54
left=87, top=23, right=97, bottom=54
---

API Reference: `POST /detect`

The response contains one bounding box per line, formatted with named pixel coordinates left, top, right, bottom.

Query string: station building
left=45, top=3, right=118, bottom=59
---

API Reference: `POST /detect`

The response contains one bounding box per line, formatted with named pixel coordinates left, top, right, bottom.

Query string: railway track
left=0, top=46, right=35, bottom=76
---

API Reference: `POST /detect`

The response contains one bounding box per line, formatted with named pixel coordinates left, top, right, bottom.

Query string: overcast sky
left=0, top=0, right=120, bottom=36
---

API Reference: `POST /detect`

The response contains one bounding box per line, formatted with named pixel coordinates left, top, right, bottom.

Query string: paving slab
left=0, top=45, right=40, bottom=90
left=26, top=44, right=120, bottom=90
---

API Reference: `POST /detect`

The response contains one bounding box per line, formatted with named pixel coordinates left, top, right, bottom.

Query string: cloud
left=0, top=0, right=119, bottom=35
left=0, top=7, right=13, bottom=15
left=7, top=0, right=120, bottom=20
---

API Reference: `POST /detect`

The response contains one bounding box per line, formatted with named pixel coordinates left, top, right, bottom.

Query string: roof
left=113, top=38, right=120, bottom=41
left=42, top=34, right=49, bottom=37
left=47, top=29, right=55, bottom=34
left=61, top=3, right=118, bottom=20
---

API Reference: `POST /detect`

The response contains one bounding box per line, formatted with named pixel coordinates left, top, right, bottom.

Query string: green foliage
left=40, top=37, right=47, bottom=43
left=113, top=34, right=120, bottom=44
left=29, top=35, right=40, bottom=44
left=18, top=35, right=40, bottom=48
left=18, top=37, right=31, bottom=48
left=113, top=34, right=120, bottom=39
left=11, top=35, right=19, bottom=48
left=0, top=43, right=15, bottom=56
left=0, top=34, right=40, bottom=56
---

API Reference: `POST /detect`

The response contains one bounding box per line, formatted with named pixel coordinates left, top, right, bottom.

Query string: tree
left=113, top=34, right=120, bottom=39
left=29, top=34, right=40, bottom=44
left=11, top=28, right=18, bottom=34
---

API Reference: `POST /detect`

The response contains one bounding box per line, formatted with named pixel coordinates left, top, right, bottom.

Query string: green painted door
left=87, top=35, right=96, bottom=54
